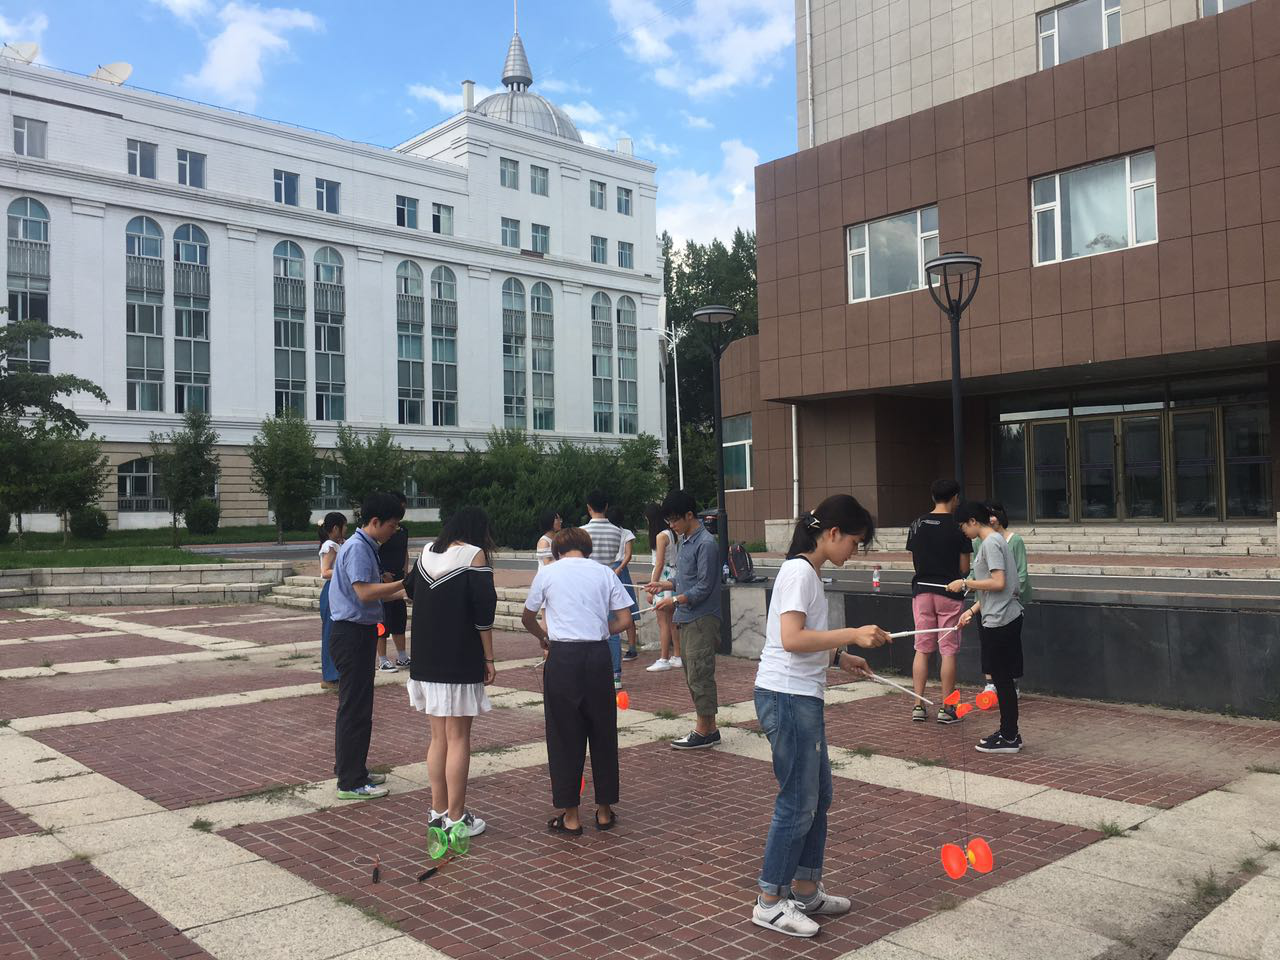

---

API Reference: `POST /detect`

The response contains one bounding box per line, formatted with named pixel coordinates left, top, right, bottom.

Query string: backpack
left=727, top=542, right=762, bottom=583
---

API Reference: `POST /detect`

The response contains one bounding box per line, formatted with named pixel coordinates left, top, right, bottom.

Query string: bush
left=275, top=499, right=313, bottom=532
left=184, top=497, right=221, bottom=535
left=0, top=507, right=9, bottom=543
left=69, top=506, right=109, bottom=540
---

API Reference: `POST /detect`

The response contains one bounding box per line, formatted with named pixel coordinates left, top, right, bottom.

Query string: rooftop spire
left=502, top=30, right=533, bottom=91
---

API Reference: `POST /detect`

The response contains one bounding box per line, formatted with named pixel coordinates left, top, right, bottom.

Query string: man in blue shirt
left=330, top=492, right=407, bottom=800
left=646, top=490, right=722, bottom=750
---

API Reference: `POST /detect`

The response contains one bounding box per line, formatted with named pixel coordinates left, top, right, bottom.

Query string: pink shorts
left=911, top=593, right=964, bottom=656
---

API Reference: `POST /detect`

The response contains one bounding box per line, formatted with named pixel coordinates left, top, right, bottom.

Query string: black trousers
left=980, top=615, right=1024, bottom=739
left=544, top=641, right=619, bottom=809
left=330, top=620, right=378, bottom=790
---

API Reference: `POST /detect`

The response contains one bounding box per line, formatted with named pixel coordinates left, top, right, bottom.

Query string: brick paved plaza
left=2, top=601, right=1279, bottom=959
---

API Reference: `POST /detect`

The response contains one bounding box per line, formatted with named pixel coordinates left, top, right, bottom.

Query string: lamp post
left=924, top=252, right=983, bottom=494
left=640, top=324, right=684, bottom=488
left=692, top=304, right=737, bottom=577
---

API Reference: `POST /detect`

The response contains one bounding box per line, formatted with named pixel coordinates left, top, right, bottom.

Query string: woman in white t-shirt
left=535, top=509, right=562, bottom=565
left=751, top=495, right=891, bottom=940
left=643, top=503, right=682, bottom=672
left=317, top=512, right=347, bottom=691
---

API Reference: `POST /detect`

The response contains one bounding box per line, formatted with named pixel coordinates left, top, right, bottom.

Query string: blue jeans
left=754, top=687, right=831, bottom=897
left=319, top=581, right=339, bottom=683
left=607, top=634, right=622, bottom=679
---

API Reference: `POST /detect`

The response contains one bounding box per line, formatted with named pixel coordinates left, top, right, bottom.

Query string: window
left=723, top=415, right=754, bottom=490
left=502, top=278, right=527, bottom=428
left=316, top=178, right=340, bottom=214
left=313, top=247, right=345, bottom=421
left=173, top=224, right=210, bottom=413
left=501, top=217, right=520, bottom=248
left=846, top=205, right=938, bottom=302
left=431, top=266, right=458, bottom=426
left=274, top=169, right=299, bottom=206
left=312, top=471, right=344, bottom=511
left=396, top=261, right=425, bottom=425
left=432, top=203, right=454, bottom=235
left=125, top=216, right=164, bottom=411
left=590, top=235, right=607, bottom=264
left=591, top=292, right=613, bottom=433
left=616, top=296, right=638, bottom=434
left=530, top=164, right=549, bottom=196
left=1201, top=0, right=1252, bottom=13
left=590, top=180, right=606, bottom=209
left=7, top=199, right=51, bottom=370
left=125, top=215, right=163, bottom=260
left=1224, top=405, right=1271, bottom=518
left=7, top=196, right=49, bottom=244
left=618, top=241, right=634, bottom=269
left=1038, top=0, right=1121, bottom=68
left=530, top=282, right=554, bottom=430
left=177, top=149, right=205, bottom=188
left=173, top=223, right=209, bottom=267
left=272, top=240, right=306, bottom=416
left=117, top=458, right=168, bottom=513
left=396, top=195, right=418, bottom=229
left=7, top=291, right=49, bottom=373
left=500, top=157, right=519, bottom=189
left=531, top=223, right=550, bottom=254
left=1032, top=150, right=1156, bottom=265
left=127, top=139, right=157, bottom=179
left=13, top=117, right=46, bottom=159
left=617, top=187, right=633, bottom=216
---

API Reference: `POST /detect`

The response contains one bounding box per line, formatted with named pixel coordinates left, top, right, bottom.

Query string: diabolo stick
left=866, top=672, right=935, bottom=705
left=888, top=626, right=960, bottom=639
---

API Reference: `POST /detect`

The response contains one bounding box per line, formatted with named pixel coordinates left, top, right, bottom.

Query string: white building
left=0, top=32, right=665, bottom=528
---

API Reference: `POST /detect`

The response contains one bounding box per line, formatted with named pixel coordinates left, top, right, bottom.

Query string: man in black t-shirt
left=906, top=479, right=972, bottom=724
left=377, top=492, right=411, bottom=672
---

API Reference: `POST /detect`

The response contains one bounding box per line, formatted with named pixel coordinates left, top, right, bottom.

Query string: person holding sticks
left=752, top=495, right=892, bottom=939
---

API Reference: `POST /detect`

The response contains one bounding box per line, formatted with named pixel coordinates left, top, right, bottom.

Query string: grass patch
left=36, top=825, right=61, bottom=837
left=0, top=547, right=227, bottom=569
left=72, top=852, right=92, bottom=862
left=744, top=540, right=768, bottom=553
left=655, top=733, right=680, bottom=743
left=520, top=699, right=542, bottom=708
left=279, top=652, right=310, bottom=661
left=35, top=771, right=90, bottom=784
left=217, top=654, right=249, bottom=662
left=653, top=708, right=680, bottom=721
left=190, top=818, right=214, bottom=833
left=234, top=782, right=316, bottom=805
left=850, top=746, right=875, bottom=759
left=0, top=522, right=444, bottom=553
left=1097, top=820, right=1126, bottom=838
left=1190, top=868, right=1229, bottom=906
left=0, top=719, right=10, bottom=728
left=906, top=756, right=943, bottom=768
left=104, top=658, right=119, bottom=665
left=334, top=895, right=400, bottom=930
left=368, top=764, right=392, bottom=776
left=1238, top=856, right=1262, bottom=875
left=829, top=759, right=848, bottom=771
left=1247, top=763, right=1280, bottom=775
left=474, top=745, right=516, bottom=756
left=33, top=757, right=55, bottom=763
left=39, top=657, right=52, bottom=669
left=932, top=894, right=962, bottom=911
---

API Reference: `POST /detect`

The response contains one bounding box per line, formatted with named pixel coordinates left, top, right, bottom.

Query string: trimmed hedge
left=184, top=497, right=221, bottom=535
left=69, top=506, right=109, bottom=540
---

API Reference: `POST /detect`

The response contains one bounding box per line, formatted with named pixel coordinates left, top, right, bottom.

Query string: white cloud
left=637, top=134, right=678, bottom=158
left=560, top=100, right=604, bottom=127
left=608, top=0, right=792, bottom=99
left=539, top=76, right=590, bottom=95
left=407, top=82, right=502, bottom=113
left=682, top=111, right=712, bottom=129
left=183, top=3, right=320, bottom=111
left=658, top=139, right=757, bottom=245
left=0, top=11, right=49, bottom=45
left=149, top=0, right=212, bottom=19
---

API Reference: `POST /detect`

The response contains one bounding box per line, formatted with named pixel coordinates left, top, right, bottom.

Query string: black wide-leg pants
left=330, top=620, right=378, bottom=791
left=544, top=640, right=619, bottom=809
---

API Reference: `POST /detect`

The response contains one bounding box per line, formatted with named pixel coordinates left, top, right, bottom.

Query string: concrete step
left=273, top=584, right=323, bottom=599
left=264, top=594, right=320, bottom=611
left=265, top=586, right=532, bottom=620
left=0, top=581, right=278, bottom=609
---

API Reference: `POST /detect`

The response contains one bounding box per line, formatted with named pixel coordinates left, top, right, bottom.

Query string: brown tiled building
left=722, top=0, right=1280, bottom=541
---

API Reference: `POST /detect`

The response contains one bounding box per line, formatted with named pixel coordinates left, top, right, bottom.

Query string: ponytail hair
left=786, top=494, right=876, bottom=559
left=318, top=511, right=347, bottom=543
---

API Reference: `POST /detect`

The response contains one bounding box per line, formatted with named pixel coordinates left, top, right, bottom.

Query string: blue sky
left=0, top=0, right=799, bottom=245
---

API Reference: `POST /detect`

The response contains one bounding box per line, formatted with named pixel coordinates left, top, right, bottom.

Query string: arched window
left=616, top=295, right=638, bottom=435
left=6, top=198, right=50, bottom=373
left=7, top=197, right=49, bottom=243
left=396, top=261, right=425, bottom=425
left=117, top=457, right=168, bottom=512
left=430, top=266, right=458, bottom=426
left=125, top=217, right=164, bottom=410
left=591, top=292, right=613, bottom=433
left=313, top=247, right=345, bottom=421
left=125, top=216, right=163, bottom=259
left=501, top=277, right=527, bottom=428
left=173, top=225, right=211, bottom=413
left=530, top=282, right=554, bottom=430
left=173, top=224, right=209, bottom=265
left=272, top=240, right=306, bottom=415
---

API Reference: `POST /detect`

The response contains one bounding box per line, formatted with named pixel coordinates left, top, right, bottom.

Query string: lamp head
left=692, top=305, right=737, bottom=327
left=924, top=251, right=983, bottom=315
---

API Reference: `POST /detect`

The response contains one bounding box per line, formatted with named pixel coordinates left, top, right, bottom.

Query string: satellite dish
left=0, top=42, right=39, bottom=64
left=90, top=61, right=132, bottom=85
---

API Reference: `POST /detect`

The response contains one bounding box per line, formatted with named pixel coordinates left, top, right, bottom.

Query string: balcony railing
left=397, top=293, right=424, bottom=324
left=273, top=275, right=305, bottom=310
left=314, top=281, right=345, bottom=314
left=7, top=238, right=48, bottom=278
left=431, top=300, right=457, bottom=330
left=125, top=255, right=165, bottom=293
left=118, top=495, right=170, bottom=513
left=174, top=261, right=210, bottom=298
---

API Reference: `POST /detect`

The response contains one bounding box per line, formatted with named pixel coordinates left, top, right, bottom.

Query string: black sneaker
left=936, top=705, right=961, bottom=724
left=976, top=732, right=1023, bottom=754
left=622, top=648, right=639, bottom=661
left=671, top=729, right=721, bottom=750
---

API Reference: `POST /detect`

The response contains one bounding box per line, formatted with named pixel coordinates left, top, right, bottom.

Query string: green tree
left=247, top=410, right=322, bottom=545
left=0, top=309, right=108, bottom=430
left=331, top=425, right=411, bottom=518
left=43, top=429, right=110, bottom=546
left=150, top=410, right=220, bottom=546
left=0, top=416, right=50, bottom=547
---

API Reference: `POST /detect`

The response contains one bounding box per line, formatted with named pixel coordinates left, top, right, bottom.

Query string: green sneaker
left=337, top=783, right=389, bottom=800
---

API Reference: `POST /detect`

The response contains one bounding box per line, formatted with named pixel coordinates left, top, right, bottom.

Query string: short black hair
left=538, top=508, right=560, bottom=534
left=361, top=492, right=404, bottom=525
left=586, top=489, right=609, bottom=513
left=985, top=500, right=1009, bottom=528
left=954, top=500, right=990, bottom=524
left=661, top=489, right=697, bottom=520
left=931, top=479, right=961, bottom=503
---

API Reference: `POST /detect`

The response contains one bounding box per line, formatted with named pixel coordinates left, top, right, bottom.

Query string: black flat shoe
left=595, top=810, right=617, bottom=831
left=547, top=814, right=583, bottom=836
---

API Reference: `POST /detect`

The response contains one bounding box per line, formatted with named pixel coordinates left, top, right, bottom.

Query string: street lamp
left=640, top=324, right=684, bottom=489
left=924, top=252, right=982, bottom=494
left=692, top=304, right=737, bottom=576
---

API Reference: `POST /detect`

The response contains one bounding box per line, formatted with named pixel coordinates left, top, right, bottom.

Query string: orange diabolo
left=967, top=838, right=994, bottom=873
left=943, top=690, right=961, bottom=706
left=955, top=703, right=974, bottom=718
left=616, top=690, right=630, bottom=711
left=940, top=843, right=968, bottom=879
left=975, top=690, right=998, bottom=710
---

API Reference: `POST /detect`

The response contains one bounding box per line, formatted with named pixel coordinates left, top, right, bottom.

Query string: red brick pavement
left=0, top=620, right=113, bottom=641
left=0, top=661, right=317, bottom=719
left=115, top=603, right=294, bottom=627
left=816, top=690, right=1280, bottom=808
left=0, top=800, right=40, bottom=840
left=0, top=860, right=212, bottom=959
left=171, top=615, right=318, bottom=647
left=0, top=634, right=203, bottom=670
left=223, top=742, right=1099, bottom=960
left=33, top=689, right=546, bottom=809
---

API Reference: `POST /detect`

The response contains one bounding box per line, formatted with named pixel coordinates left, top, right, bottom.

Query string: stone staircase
left=0, top=561, right=289, bottom=608
left=871, top=524, right=1276, bottom=557
left=264, top=576, right=531, bottom=630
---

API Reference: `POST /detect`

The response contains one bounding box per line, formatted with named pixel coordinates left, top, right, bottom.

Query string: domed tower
left=473, top=31, right=583, bottom=143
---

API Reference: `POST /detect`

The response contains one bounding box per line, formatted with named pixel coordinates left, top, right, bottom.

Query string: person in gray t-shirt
left=948, top=501, right=1025, bottom=754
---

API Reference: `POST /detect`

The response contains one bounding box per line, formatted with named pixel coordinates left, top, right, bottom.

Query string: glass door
left=992, top=422, right=1029, bottom=522
left=1031, top=420, right=1070, bottom=520
left=1121, top=415, right=1165, bottom=519
left=1171, top=410, right=1219, bottom=519
left=1077, top=418, right=1117, bottom=519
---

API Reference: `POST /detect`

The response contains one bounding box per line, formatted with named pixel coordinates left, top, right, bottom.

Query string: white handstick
left=917, top=581, right=968, bottom=593
left=888, top=626, right=960, bottom=639
left=866, top=672, right=935, bottom=705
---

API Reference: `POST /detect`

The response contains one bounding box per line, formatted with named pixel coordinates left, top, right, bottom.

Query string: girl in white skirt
left=404, top=507, right=498, bottom=837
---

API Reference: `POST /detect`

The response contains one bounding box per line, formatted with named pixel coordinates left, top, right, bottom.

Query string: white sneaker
left=444, top=811, right=486, bottom=836
left=377, top=658, right=398, bottom=673
left=669, top=656, right=683, bottom=668
left=752, top=898, right=819, bottom=938
left=646, top=658, right=673, bottom=672
left=982, top=682, right=997, bottom=694
left=795, top=884, right=852, bottom=916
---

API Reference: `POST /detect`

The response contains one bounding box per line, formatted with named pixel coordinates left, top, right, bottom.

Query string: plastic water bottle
left=872, top=565, right=881, bottom=592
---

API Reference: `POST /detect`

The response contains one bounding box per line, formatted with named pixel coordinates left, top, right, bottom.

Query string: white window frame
left=501, top=217, right=521, bottom=249
left=845, top=205, right=939, bottom=304
left=1038, top=0, right=1121, bottom=69
left=274, top=169, right=299, bottom=206
left=500, top=157, right=520, bottom=189
left=723, top=415, right=754, bottom=491
left=177, top=149, right=206, bottom=188
left=432, top=202, right=454, bottom=235
left=530, top=164, right=549, bottom=196
left=1200, top=0, right=1252, bottom=14
left=617, top=187, right=633, bottom=216
left=127, top=139, right=157, bottom=179
left=618, top=241, right=634, bottom=269
left=1031, top=150, right=1157, bottom=267
left=396, top=195, right=418, bottom=229
left=13, top=117, right=46, bottom=159
left=590, top=180, right=606, bottom=210
left=590, top=235, right=607, bottom=265
left=531, top=223, right=550, bottom=254
left=316, top=178, right=340, bottom=214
